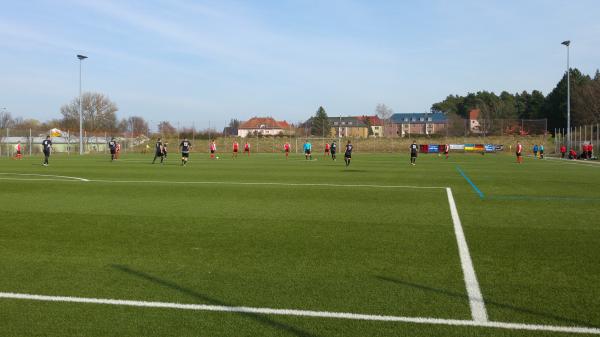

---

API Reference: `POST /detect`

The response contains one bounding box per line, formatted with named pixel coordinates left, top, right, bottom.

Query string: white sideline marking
left=0, top=173, right=443, bottom=189
left=446, top=187, right=488, bottom=322
left=536, top=156, right=600, bottom=168
left=89, top=179, right=446, bottom=189
left=0, top=173, right=89, bottom=182
left=0, top=292, right=598, bottom=334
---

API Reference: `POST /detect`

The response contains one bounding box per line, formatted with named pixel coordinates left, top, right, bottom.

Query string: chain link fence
left=0, top=118, right=553, bottom=158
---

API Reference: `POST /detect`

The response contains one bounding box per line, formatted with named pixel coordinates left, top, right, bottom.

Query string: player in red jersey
left=324, top=142, right=330, bottom=158
left=283, top=141, right=291, bottom=159
left=209, top=140, right=217, bottom=159
left=115, top=142, right=121, bottom=160
left=444, top=143, right=449, bottom=159
left=516, top=141, right=523, bottom=163
left=14, top=142, right=23, bottom=159
left=244, top=141, right=250, bottom=156
left=232, top=140, right=239, bottom=159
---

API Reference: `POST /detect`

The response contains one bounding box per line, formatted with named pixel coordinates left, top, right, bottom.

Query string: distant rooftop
left=390, top=112, right=447, bottom=124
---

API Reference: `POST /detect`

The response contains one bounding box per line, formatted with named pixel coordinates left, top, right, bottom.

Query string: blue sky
left=1, top=0, right=599, bottom=129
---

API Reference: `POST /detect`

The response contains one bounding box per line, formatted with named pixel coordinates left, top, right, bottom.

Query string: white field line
left=0, top=292, right=598, bottom=335
left=0, top=173, right=89, bottom=182
left=446, top=187, right=488, bottom=322
left=0, top=174, right=446, bottom=189
left=537, top=156, right=600, bottom=168
left=88, top=179, right=447, bottom=189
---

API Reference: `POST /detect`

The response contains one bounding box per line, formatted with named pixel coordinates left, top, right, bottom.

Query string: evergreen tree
left=310, top=106, right=330, bottom=136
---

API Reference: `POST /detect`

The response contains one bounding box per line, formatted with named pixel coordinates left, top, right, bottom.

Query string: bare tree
left=119, top=116, right=149, bottom=136
left=375, top=104, right=393, bottom=137
left=60, top=92, right=118, bottom=132
left=0, top=111, right=14, bottom=129
left=375, top=104, right=393, bottom=120
left=158, top=121, right=177, bottom=136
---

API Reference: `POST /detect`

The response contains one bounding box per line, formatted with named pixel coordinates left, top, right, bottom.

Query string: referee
left=42, top=135, right=52, bottom=166
left=410, top=140, right=418, bottom=166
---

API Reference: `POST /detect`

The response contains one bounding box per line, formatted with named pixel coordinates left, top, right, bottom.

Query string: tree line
left=431, top=68, right=600, bottom=129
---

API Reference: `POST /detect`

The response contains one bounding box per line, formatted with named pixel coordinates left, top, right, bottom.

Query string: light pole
left=77, top=54, right=88, bottom=155
left=561, top=41, right=570, bottom=150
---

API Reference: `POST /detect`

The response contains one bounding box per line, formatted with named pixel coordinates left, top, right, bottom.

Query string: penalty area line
left=446, top=187, right=488, bottom=322
left=0, top=292, right=598, bottom=334
left=0, top=173, right=89, bottom=182
left=85, top=179, right=447, bottom=189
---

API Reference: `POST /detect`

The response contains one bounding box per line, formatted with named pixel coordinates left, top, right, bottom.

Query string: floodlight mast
left=561, top=41, right=570, bottom=151
left=77, top=54, right=88, bottom=155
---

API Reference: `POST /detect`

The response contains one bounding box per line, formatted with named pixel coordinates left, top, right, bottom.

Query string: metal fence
left=0, top=120, right=554, bottom=158
left=0, top=128, right=148, bottom=157
left=554, top=123, right=599, bottom=155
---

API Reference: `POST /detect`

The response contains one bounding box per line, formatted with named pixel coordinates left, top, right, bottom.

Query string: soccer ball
left=216, top=156, right=220, bottom=159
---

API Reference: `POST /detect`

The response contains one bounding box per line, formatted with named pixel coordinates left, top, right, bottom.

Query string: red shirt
left=244, top=143, right=250, bottom=150
left=233, top=143, right=239, bottom=150
left=284, top=143, right=290, bottom=150
left=560, top=146, right=567, bottom=153
left=325, top=144, right=330, bottom=150
left=516, top=144, right=522, bottom=154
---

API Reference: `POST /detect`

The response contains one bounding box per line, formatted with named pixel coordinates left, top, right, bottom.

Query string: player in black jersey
left=42, top=135, right=52, bottom=166
left=344, top=140, right=353, bottom=167
left=108, top=137, right=117, bottom=161
left=330, top=141, right=337, bottom=161
left=410, top=140, right=418, bottom=165
left=162, top=143, right=168, bottom=160
left=179, top=138, right=192, bottom=165
left=152, top=138, right=164, bottom=164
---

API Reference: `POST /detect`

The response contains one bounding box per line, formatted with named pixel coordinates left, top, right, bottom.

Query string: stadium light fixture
left=561, top=41, right=571, bottom=150
left=77, top=54, right=88, bottom=155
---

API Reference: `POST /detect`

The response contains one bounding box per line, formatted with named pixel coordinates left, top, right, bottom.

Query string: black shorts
left=182, top=152, right=189, bottom=158
left=331, top=150, right=336, bottom=155
left=540, top=150, right=544, bottom=154
left=233, top=149, right=238, bottom=153
left=516, top=152, right=522, bottom=157
left=305, top=150, right=311, bottom=155
left=110, top=149, right=116, bottom=154
left=211, top=150, right=215, bottom=154
left=411, top=152, right=417, bottom=158
left=345, top=153, right=351, bottom=158
left=155, top=151, right=162, bottom=157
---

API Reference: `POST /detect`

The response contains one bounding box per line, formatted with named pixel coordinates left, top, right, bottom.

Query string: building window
left=420, top=117, right=424, bottom=121
left=348, top=122, right=353, bottom=125
left=427, top=117, right=432, bottom=121
left=404, top=118, right=408, bottom=122
left=411, top=118, right=416, bottom=122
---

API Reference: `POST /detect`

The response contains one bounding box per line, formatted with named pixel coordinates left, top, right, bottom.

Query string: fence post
left=29, top=128, right=32, bottom=156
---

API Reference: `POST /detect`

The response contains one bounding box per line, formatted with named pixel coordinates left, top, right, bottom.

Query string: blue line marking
left=456, top=166, right=485, bottom=199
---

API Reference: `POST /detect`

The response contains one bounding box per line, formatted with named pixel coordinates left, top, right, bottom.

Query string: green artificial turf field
left=0, top=151, right=599, bottom=337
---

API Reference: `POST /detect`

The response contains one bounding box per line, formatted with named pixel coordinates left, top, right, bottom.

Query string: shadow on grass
left=375, top=275, right=598, bottom=328
left=112, top=264, right=317, bottom=337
